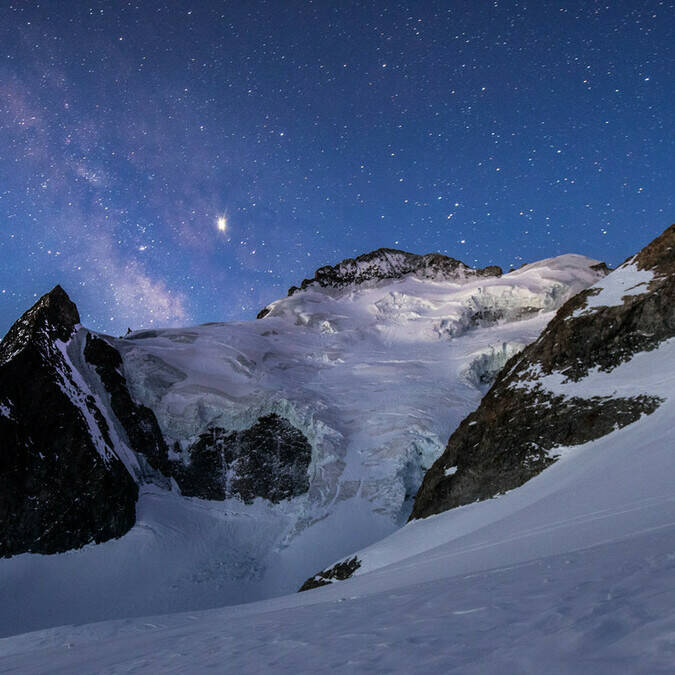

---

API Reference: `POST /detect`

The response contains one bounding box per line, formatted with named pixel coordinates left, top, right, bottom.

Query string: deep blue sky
left=1, top=0, right=672, bottom=335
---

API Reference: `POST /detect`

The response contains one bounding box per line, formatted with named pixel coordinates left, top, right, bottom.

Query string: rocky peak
left=0, top=287, right=138, bottom=558
left=256, top=248, right=503, bottom=318
left=288, top=248, right=503, bottom=296
left=0, top=285, right=80, bottom=364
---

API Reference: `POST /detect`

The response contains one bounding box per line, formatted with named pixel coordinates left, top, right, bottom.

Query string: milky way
left=0, top=1, right=672, bottom=335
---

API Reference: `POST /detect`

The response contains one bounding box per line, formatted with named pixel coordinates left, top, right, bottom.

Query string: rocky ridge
left=299, top=556, right=361, bottom=592
left=0, top=287, right=138, bottom=557
left=411, top=224, right=674, bottom=519
left=258, top=248, right=503, bottom=317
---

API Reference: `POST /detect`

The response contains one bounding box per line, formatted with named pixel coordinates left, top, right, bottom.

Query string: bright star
left=217, top=216, right=227, bottom=232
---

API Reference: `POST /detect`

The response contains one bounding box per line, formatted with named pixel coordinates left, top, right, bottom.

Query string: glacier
left=0, top=252, right=605, bottom=637
left=1, top=336, right=673, bottom=673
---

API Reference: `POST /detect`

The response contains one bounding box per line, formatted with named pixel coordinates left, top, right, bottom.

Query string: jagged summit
left=288, top=248, right=502, bottom=295
left=257, top=248, right=503, bottom=318
left=289, top=247, right=503, bottom=295
left=21, top=284, right=79, bottom=331
left=0, top=285, right=137, bottom=558
left=0, top=285, right=80, bottom=365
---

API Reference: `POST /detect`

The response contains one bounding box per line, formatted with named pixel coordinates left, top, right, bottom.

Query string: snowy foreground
left=2, top=338, right=673, bottom=673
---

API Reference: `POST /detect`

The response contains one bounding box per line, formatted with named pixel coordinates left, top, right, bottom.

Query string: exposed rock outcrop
left=0, top=287, right=138, bottom=557
left=171, top=414, right=312, bottom=503
left=298, top=556, right=361, bottom=592
left=412, top=225, right=674, bottom=520
left=83, top=333, right=171, bottom=475
left=257, top=248, right=503, bottom=317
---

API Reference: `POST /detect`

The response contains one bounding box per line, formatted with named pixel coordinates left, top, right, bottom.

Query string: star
left=0, top=1, right=670, bottom=337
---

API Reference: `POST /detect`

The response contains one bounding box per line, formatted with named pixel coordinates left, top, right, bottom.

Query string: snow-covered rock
left=412, top=224, right=675, bottom=519
left=4, top=307, right=675, bottom=674
left=267, top=247, right=504, bottom=306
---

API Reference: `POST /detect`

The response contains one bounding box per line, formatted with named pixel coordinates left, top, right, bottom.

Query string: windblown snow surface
left=1, top=336, right=673, bottom=672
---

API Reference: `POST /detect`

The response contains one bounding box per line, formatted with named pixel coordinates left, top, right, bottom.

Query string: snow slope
left=120, top=253, right=603, bottom=529
left=0, top=253, right=604, bottom=637
left=1, top=337, right=673, bottom=673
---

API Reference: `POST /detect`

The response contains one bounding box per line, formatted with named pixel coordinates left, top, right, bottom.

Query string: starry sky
left=1, top=1, right=672, bottom=336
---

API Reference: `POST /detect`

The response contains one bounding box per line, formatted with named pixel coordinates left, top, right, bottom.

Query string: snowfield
left=1, top=337, right=673, bottom=673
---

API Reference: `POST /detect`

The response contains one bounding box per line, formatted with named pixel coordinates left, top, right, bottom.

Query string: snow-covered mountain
left=120, top=250, right=605, bottom=527
left=0, top=248, right=605, bottom=636
left=302, top=224, right=675, bottom=589
left=1, top=227, right=674, bottom=674
left=260, top=246, right=504, bottom=310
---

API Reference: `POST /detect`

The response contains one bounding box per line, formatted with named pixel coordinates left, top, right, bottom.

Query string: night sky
left=1, top=1, right=672, bottom=336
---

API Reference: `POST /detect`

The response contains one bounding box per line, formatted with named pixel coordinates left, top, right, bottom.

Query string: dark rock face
left=0, top=285, right=79, bottom=355
left=412, top=391, right=661, bottom=519
left=0, top=287, right=138, bottom=557
left=257, top=248, right=502, bottom=316
left=291, top=249, right=502, bottom=294
left=171, top=413, right=312, bottom=503
left=83, top=333, right=170, bottom=474
left=412, top=224, right=675, bottom=520
left=532, top=226, right=675, bottom=382
left=298, top=556, right=361, bottom=592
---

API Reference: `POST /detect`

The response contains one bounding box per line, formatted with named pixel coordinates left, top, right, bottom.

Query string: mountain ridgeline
left=257, top=248, right=503, bottom=318
left=5, top=227, right=670, bottom=571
